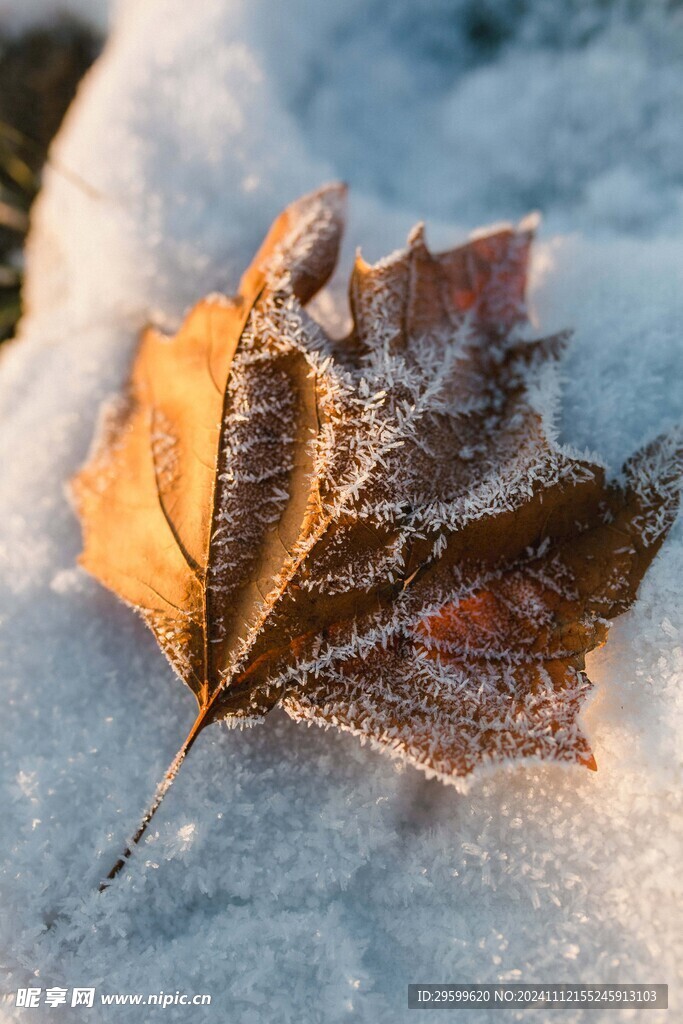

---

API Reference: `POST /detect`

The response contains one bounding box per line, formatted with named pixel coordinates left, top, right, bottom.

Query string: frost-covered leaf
left=72, top=185, right=682, bottom=881
left=73, top=184, right=345, bottom=712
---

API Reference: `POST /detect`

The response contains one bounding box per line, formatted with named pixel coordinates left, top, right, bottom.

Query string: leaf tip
left=407, top=221, right=427, bottom=249
left=519, top=210, right=541, bottom=236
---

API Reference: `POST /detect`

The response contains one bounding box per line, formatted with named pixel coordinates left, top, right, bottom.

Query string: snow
left=1, top=1, right=682, bottom=1021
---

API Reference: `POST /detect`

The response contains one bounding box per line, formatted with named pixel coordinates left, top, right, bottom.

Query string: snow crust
left=0, top=1, right=682, bottom=1021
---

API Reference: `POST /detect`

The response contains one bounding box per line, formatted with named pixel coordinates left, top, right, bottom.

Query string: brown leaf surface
left=73, top=185, right=345, bottom=709
left=73, top=185, right=681, bottom=880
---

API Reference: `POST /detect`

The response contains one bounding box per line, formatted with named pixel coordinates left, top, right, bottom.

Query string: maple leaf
left=72, top=184, right=682, bottom=886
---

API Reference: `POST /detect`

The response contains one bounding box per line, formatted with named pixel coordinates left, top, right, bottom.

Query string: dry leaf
left=72, top=184, right=682, bottom=884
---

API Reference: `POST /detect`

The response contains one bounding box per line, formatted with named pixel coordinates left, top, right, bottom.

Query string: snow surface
left=1, top=1, right=682, bottom=1021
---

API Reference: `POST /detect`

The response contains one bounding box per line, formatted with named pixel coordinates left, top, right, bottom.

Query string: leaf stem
left=99, top=706, right=208, bottom=890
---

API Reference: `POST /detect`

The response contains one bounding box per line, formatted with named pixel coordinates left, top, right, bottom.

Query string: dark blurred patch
left=0, top=18, right=100, bottom=342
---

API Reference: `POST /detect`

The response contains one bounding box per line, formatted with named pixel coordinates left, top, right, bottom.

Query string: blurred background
left=0, top=13, right=99, bottom=339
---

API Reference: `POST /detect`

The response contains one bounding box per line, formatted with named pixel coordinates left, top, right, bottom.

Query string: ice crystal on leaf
left=72, top=184, right=682, bottom=883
